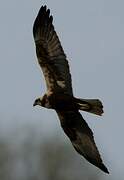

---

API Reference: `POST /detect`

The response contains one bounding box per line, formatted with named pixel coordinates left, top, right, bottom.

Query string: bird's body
left=34, top=92, right=103, bottom=114
left=33, top=5, right=109, bottom=174
left=40, top=93, right=79, bottom=110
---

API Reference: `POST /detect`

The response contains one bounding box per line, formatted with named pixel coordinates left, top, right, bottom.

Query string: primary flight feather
left=33, top=5, right=109, bottom=174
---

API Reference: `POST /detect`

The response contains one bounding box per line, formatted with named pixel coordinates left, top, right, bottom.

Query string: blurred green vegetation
left=0, top=125, right=103, bottom=180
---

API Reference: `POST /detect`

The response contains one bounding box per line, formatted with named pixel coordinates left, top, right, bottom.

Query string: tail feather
left=76, top=98, right=104, bottom=116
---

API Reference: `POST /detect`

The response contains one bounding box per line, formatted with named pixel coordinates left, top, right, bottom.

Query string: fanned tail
left=76, top=98, right=104, bottom=116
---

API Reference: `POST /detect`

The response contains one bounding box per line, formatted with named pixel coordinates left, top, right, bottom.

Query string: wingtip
left=34, top=5, right=52, bottom=23
left=39, top=5, right=50, bottom=15
left=33, top=5, right=52, bottom=38
left=40, top=5, right=47, bottom=10
left=99, top=163, right=109, bottom=174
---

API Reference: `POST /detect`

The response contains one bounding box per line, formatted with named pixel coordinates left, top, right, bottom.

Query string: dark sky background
left=0, top=0, right=124, bottom=179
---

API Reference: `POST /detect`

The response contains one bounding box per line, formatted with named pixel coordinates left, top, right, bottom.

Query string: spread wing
left=56, top=110, right=109, bottom=174
left=33, top=6, right=73, bottom=95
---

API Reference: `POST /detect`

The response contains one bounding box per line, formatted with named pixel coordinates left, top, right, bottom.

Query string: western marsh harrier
left=33, top=5, right=109, bottom=174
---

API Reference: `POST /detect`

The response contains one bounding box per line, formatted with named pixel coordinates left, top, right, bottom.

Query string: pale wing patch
left=57, top=80, right=66, bottom=88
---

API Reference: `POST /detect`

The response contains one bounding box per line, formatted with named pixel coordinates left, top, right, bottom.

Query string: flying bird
left=33, top=5, right=109, bottom=174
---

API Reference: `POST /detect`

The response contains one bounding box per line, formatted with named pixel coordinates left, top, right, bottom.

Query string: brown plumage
left=33, top=5, right=109, bottom=174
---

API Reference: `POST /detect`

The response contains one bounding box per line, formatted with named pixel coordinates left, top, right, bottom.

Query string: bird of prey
left=33, top=5, right=109, bottom=174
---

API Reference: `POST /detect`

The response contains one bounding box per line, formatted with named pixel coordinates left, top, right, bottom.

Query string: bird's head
left=33, top=97, right=43, bottom=107
left=33, top=94, right=51, bottom=108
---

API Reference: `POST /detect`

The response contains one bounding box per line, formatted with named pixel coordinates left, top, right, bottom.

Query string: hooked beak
left=33, top=102, right=37, bottom=107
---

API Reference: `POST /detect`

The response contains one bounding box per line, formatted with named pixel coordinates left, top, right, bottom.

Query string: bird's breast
left=48, top=94, right=77, bottom=111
